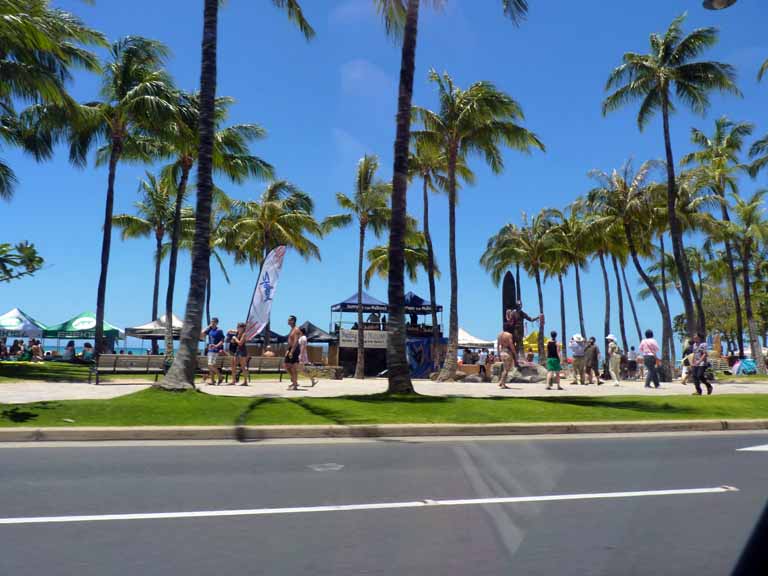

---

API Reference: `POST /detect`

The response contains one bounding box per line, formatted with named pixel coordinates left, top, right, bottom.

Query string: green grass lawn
left=0, top=361, right=282, bottom=384
left=1, top=388, right=767, bottom=427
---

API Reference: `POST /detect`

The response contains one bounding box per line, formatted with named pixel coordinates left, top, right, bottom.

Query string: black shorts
left=285, top=348, right=300, bottom=364
left=628, top=360, right=637, bottom=371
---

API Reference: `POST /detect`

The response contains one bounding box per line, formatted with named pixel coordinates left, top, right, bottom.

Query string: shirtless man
left=496, top=330, right=517, bottom=389
left=285, top=315, right=302, bottom=390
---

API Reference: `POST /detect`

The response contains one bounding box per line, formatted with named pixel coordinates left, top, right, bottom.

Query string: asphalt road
left=1, top=432, right=767, bottom=576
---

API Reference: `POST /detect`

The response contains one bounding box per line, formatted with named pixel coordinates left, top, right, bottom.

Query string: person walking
left=680, top=339, right=693, bottom=385
left=546, top=331, right=564, bottom=390
left=231, top=322, right=250, bottom=386
left=691, top=333, right=713, bottom=396
left=285, top=315, right=302, bottom=390
left=299, top=327, right=318, bottom=387
left=627, top=346, right=638, bottom=380
left=201, top=317, right=225, bottom=385
left=568, top=334, right=586, bottom=385
left=584, top=337, right=602, bottom=385
left=496, top=330, right=516, bottom=389
left=606, top=334, right=621, bottom=386
left=639, top=329, right=660, bottom=389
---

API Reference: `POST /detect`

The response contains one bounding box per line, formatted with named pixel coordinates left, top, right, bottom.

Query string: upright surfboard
left=502, top=271, right=516, bottom=325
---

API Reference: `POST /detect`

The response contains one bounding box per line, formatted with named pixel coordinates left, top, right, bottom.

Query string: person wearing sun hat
left=568, top=333, right=586, bottom=385
left=606, top=334, right=621, bottom=386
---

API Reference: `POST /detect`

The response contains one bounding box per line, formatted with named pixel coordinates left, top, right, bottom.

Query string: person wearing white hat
left=606, top=334, right=621, bottom=386
left=568, top=334, right=586, bottom=385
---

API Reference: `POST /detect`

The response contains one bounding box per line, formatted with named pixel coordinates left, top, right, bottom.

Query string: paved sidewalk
left=199, top=377, right=767, bottom=399
left=0, top=382, right=150, bottom=404
left=0, top=377, right=765, bottom=405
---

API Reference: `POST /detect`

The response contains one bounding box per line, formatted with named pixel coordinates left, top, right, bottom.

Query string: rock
left=429, top=372, right=440, bottom=381
left=492, top=362, right=548, bottom=383
left=454, top=371, right=467, bottom=381
left=464, top=375, right=484, bottom=383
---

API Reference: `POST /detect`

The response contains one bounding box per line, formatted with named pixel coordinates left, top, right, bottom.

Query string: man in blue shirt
left=202, top=317, right=225, bottom=385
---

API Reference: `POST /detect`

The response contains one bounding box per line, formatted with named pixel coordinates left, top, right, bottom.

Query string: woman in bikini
left=231, top=323, right=250, bottom=386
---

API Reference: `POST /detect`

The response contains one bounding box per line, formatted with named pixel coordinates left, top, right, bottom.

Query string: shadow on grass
left=0, top=362, right=90, bottom=383
left=0, top=401, right=63, bottom=423
left=531, top=397, right=698, bottom=415
left=233, top=398, right=271, bottom=442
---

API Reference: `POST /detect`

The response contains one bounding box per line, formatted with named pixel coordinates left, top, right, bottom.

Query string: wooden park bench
left=90, top=354, right=166, bottom=385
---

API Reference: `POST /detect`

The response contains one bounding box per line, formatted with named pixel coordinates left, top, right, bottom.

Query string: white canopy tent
left=458, top=327, right=495, bottom=349
left=125, top=314, right=184, bottom=340
left=0, top=308, right=46, bottom=339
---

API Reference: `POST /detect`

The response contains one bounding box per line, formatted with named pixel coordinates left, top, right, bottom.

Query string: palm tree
left=156, top=93, right=274, bottom=357
left=408, top=141, right=473, bottom=363
left=721, top=191, right=768, bottom=375
left=482, top=213, right=551, bottom=364
left=413, top=70, right=543, bottom=380
left=603, top=13, right=740, bottom=338
left=113, top=172, right=177, bottom=353
left=63, top=37, right=177, bottom=355
left=681, top=117, right=750, bottom=355
left=540, top=221, right=569, bottom=362
left=365, top=225, right=437, bottom=288
left=0, top=0, right=106, bottom=198
left=174, top=189, right=234, bottom=327
left=374, top=0, right=531, bottom=394
left=551, top=207, right=590, bottom=337
left=323, top=156, right=391, bottom=379
left=588, top=160, right=674, bottom=378
left=230, top=180, right=321, bottom=339
left=162, top=0, right=314, bottom=390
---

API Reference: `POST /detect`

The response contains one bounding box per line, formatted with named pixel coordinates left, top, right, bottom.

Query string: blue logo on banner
left=260, top=271, right=273, bottom=302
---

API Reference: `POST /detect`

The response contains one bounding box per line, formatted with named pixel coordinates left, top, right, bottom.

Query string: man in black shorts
left=285, top=315, right=302, bottom=390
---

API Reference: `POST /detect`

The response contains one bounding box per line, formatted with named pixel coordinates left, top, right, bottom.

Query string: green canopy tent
left=43, top=311, right=124, bottom=343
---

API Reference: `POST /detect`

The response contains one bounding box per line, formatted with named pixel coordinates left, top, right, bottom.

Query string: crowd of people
left=201, top=315, right=317, bottom=390
left=0, top=338, right=45, bottom=362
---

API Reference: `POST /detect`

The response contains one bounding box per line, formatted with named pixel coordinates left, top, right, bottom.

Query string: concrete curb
left=0, top=419, right=767, bottom=442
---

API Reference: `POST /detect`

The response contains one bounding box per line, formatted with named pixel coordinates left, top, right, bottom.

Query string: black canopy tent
left=247, top=329, right=288, bottom=344
left=330, top=291, right=388, bottom=314
left=404, top=291, right=443, bottom=314
left=299, top=321, right=335, bottom=344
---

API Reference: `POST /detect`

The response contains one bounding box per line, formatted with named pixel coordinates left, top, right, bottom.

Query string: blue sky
left=3, top=0, right=767, bottom=348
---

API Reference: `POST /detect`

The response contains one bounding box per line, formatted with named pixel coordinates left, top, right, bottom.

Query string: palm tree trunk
left=574, top=265, right=586, bottom=337
left=626, top=228, right=672, bottom=380
left=611, top=254, right=628, bottom=353
left=689, top=258, right=706, bottom=335
left=558, top=273, right=566, bottom=363
left=355, top=222, right=366, bottom=379
left=598, top=252, right=611, bottom=368
left=535, top=267, right=544, bottom=365
left=422, top=176, right=440, bottom=370
left=719, top=199, right=745, bottom=356
left=741, top=243, right=767, bottom=375
left=205, top=273, right=211, bottom=326
left=659, top=236, right=676, bottom=365
left=438, top=147, right=459, bottom=382
left=515, top=263, right=522, bottom=302
left=621, top=264, right=642, bottom=341
left=95, top=141, right=122, bottom=355
left=661, top=94, right=696, bottom=338
left=163, top=163, right=191, bottom=359
left=161, top=0, right=218, bottom=390
left=385, top=0, right=419, bottom=394
left=151, top=232, right=162, bottom=355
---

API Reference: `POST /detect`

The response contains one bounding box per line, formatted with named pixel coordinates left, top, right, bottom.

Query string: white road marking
left=307, top=463, right=345, bottom=472
left=0, top=486, right=737, bottom=526
left=737, top=443, right=768, bottom=452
